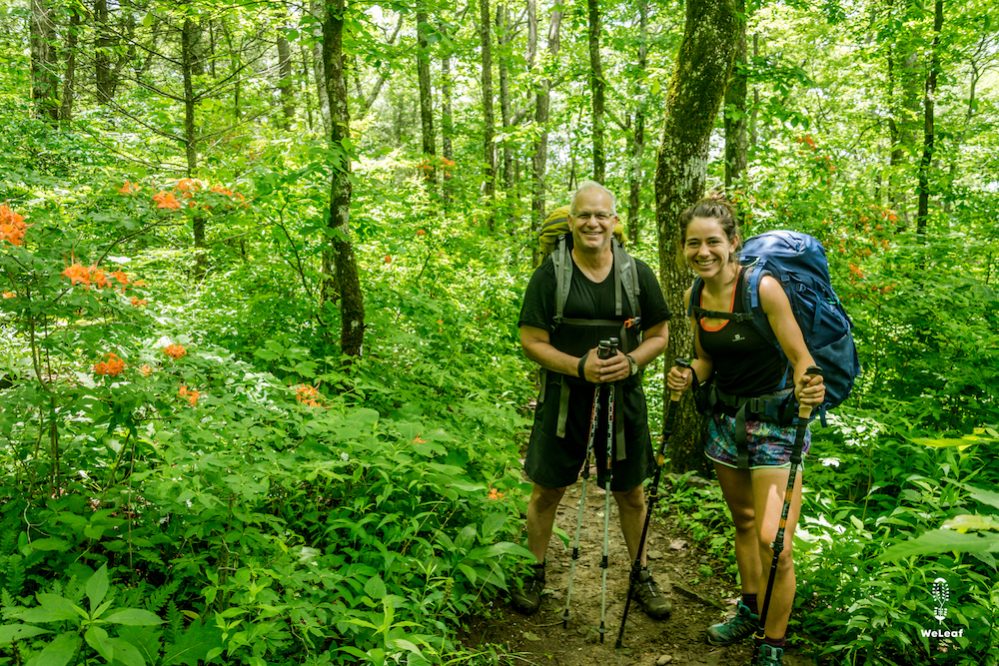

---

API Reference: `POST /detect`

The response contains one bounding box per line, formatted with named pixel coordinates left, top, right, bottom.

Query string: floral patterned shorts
left=705, top=412, right=810, bottom=469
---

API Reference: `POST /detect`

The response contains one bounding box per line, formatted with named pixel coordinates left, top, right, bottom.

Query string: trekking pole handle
left=798, top=365, right=823, bottom=420
left=670, top=358, right=692, bottom=402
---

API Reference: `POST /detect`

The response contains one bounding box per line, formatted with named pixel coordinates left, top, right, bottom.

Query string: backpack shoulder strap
left=552, top=234, right=573, bottom=326
left=687, top=274, right=753, bottom=323
left=612, top=239, right=641, bottom=319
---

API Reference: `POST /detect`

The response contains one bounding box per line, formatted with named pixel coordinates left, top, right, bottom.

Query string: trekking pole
left=598, top=338, right=620, bottom=643
left=754, top=365, right=822, bottom=645
left=562, top=380, right=602, bottom=628
left=562, top=339, right=616, bottom=628
left=615, top=357, right=691, bottom=648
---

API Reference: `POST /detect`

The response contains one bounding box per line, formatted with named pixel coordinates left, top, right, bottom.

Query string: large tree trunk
left=277, top=20, right=295, bottom=128
left=916, top=0, right=943, bottom=239
left=497, top=3, right=514, bottom=195
left=310, top=0, right=330, bottom=134
left=626, top=0, right=649, bottom=245
left=30, top=0, right=60, bottom=123
left=655, top=0, right=737, bottom=474
left=530, top=8, right=562, bottom=266
left=479, top=0, right=497, bottom=229
left=94, top=0, right=114, bottom=103
left=60, top=8, right=81, bottom=123
left=724, top=0, right=748, bottom=188
left=322, top=0, right=365, bottom=358
left=416, top=7, right=436, bottom=187
left=586, top=0, right=606, bottom=183
left=181, top=18, right=204, bottom=261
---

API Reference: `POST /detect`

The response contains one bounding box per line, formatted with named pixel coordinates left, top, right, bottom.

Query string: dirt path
left=463, top=477, right=815, bottom=666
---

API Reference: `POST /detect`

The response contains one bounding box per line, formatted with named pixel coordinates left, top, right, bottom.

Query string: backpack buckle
left=624, top=317, right=641, bottom=329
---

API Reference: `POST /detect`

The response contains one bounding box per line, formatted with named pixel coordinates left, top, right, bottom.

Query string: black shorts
left=524, top=374, right=655, bottom=492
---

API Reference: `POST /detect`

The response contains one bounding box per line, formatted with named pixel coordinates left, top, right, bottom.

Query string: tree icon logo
left=931, top=577, right=949, bottom=623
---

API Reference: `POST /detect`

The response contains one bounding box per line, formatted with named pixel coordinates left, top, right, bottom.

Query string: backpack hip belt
left=711, top=386, right=794, bottom=469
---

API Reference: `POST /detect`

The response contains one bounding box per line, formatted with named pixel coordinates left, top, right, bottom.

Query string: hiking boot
left=706, top=600, right=759, bottom=646
left=751, top=643, right=784, bottom=666
left=630, top=568, right=671, bottom=619
left=510, top=564, right=545, bottom=615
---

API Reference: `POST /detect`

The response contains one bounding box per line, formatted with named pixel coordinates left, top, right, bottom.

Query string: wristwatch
left=626, top=354, right=638, bottom=377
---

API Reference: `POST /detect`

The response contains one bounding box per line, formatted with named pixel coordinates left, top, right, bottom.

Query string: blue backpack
left=689, top=230, right=860, bottom=422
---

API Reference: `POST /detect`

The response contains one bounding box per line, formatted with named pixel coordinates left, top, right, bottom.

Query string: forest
left=0, top=0, right=996, bottom=664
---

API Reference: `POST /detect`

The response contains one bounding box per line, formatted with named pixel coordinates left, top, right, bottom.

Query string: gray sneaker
left=630, top=568, right=671, bottom=619
left=706, top=601, right=759, bottom=646
left=510, top=565, right=545, bottom=615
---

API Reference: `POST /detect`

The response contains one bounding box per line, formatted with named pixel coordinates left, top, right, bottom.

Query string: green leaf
left=87, top=564, right=110, bottom=613
left=0, top=623, right=51, bottom=645
left=941, top=514, right=999, bottom=532
left=967, top=485, right=999, bottom=511
left=109, top=637, right=146, bottom=666
left=880, top=529, right=999, bottom=561
left=25, top=631, right=80, bottom=666
left=103, top=609, right=163, bottom=626
left=22, top=537, right=70, bottom=554
left=85, top=625, right=114, bottom=662
left=363, top=576, right=387, bottom=600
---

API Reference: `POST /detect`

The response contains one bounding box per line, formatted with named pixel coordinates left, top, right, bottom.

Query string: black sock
left=742, top=593, right=758, bottom=615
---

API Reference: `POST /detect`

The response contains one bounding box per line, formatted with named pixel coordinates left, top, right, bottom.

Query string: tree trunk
left=181, top=17, right=206, bottom=278
left=277, top=23, right=295, bottom=128
left=30, top=0, right=59, bottom=123
left=916, top=0, right=943, bottom=239
left=310, top=0, right=330, bottom=134
left=322, top=0, right=365, bottom=358
left=626, top=0, right=649, bottom=245
left=530, top=9, right=562, bottom=266
left=655, top=0, right=736, bottom=474
left=479, top=0, right=497, bottom=228
left=417, top=7, right=436, bottom=187
left=441, top=45, right=455, bottom=204
left=724, top=0, right=748, bottom=188
left=749, top=33, right=758, bottom=150
left=497, top=3, right=514, bottom=194
left=95, top=0, right=113, bottom=104
left=587, top=0, right=606, bottom=183
left=60, top=8, right=81, bottom=123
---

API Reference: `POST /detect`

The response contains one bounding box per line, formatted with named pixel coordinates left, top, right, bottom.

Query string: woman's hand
left=795, top=371, right=825, bottom=407
left=666, top=364, right=694, bottom=394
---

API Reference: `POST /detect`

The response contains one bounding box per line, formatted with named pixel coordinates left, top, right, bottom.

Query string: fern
left=144, top=576, right=182, bottom=613
left=165, top=600, right=183, bottom=644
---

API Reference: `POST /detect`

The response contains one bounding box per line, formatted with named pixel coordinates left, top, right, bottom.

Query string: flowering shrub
left=93, top=352, right=126, bottom=376
left=0, top=204, right=26, bottom=246
left=163, top=343, right=187, bottom=359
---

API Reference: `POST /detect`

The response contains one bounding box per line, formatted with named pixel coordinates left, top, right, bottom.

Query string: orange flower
left=62, top=263, right=91, bottom=287
left=487, top=488, right=505, bottom=500
left=94, top=352, right=126, bottom=376
left=109, top=270, right=129, bottom=286
left=384, top=255, right=392, bottom=264
left=440, top=157, right=456, bottom=168
left=2, top=291, right=14, bottom=299
left=295, top=384, right=323, bottom=407
left=130, top=297, right=147, bottom=307
left=849, top=263, right=864, bottom=279
left=412, top=436, right=427, bottom=444
left=163, top=344, right=187, bottom=359
left=178, top=385, right=200, bottom=406
left=91, top=269, right=109, bottom=289
left=153, top=191, right=182, bottom=210
left=139, top=364, right=153, bottom=377
left=210, top=184, right=234, bottom=197
left=0, top=204, right=27, bottom=246
left=118, top=181, right=141, bottom=195
left=175, top=178, right=202, bottom=197
left=132, top=279, right=147, bottom=288
left=416, top=229, right=426, bottom=236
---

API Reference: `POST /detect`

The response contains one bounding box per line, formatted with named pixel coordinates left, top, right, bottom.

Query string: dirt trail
left=463, top=477, right=815, bottom=666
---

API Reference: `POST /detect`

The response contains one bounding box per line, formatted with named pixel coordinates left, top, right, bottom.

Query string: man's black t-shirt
left=517, top=250, right=671, bottom=491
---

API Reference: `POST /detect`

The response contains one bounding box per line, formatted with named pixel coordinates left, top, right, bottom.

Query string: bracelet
left=577, top=352, right=589, bottom=380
